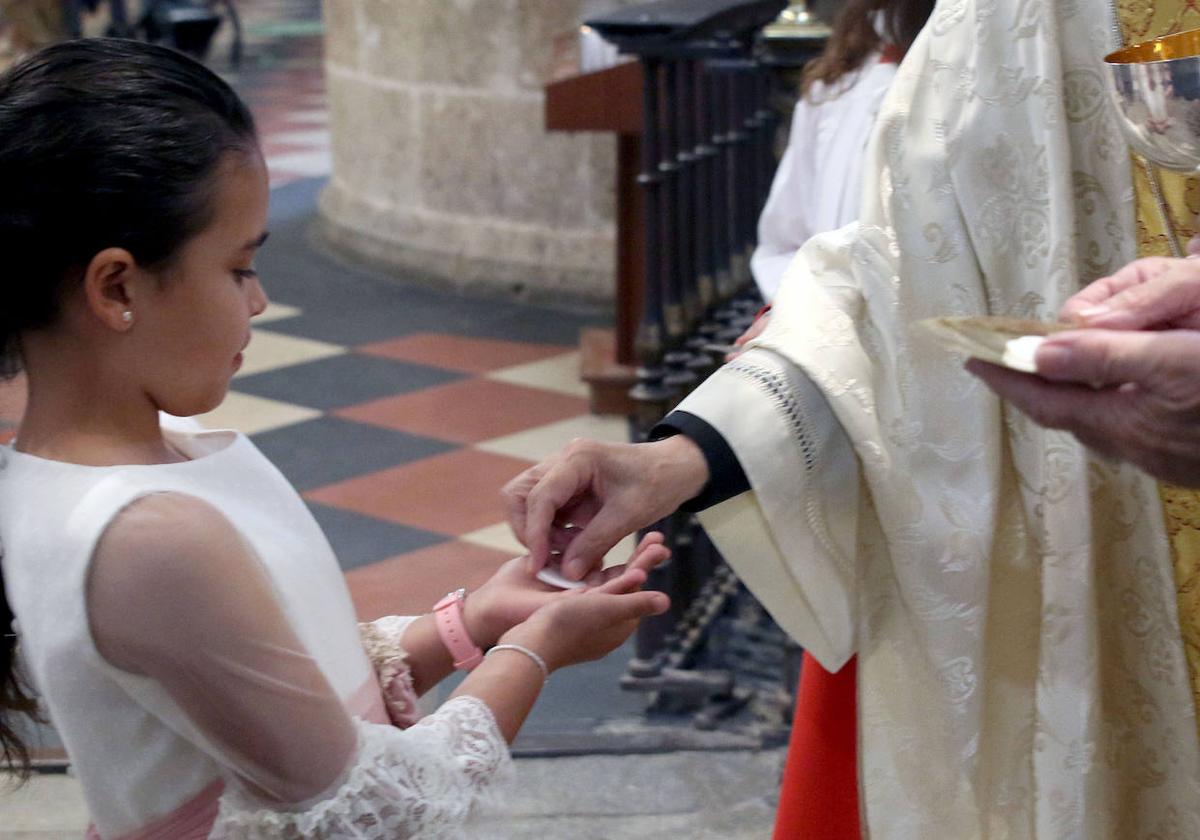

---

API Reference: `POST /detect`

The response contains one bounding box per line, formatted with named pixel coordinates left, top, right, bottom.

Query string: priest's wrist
left=648, top=434, right=710, bottom=509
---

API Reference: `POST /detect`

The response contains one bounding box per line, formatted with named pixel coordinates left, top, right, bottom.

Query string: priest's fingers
left=516, top=443, right=602, bottom=573
left=502, top=464, right=544, bottom=549
left=1034, top=329, right=1200, bottom=394
left=964, top=357, right=1113, bottom=453
left=1067, top=260, right=1200, bottom=330
left=560, top=504, right=644, bottom=581
left=967, top=347, right=1200, bottom=486
left=965, top=359, right=1112, bottom=438
left=1059, top=257, right=1175, bottom=323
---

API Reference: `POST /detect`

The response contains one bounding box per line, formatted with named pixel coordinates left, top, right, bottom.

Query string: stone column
left=319, top=0, right=632, bottom=306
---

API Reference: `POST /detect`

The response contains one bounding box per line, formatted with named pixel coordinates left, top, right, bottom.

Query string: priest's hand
left=1059, top=255, right=1200, bottom=330
left=965, top=329, right=1200, bottom=487
left=502, top=436, right=709, bottom=581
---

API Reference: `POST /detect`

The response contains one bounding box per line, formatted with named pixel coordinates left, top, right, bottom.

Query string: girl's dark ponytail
left=1, top=567, right=39, bottom=778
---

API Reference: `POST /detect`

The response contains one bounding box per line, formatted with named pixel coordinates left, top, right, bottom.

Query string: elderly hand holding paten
left=968, top=255, right=1200, bottom=487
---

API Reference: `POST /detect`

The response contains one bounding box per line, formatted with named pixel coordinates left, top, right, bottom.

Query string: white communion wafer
left=536, top=566, right=587, bottom=590
left=1000, top=335, right=1045, bottom=374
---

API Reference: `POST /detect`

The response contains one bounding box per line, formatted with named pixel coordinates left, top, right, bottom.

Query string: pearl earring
left=121, top=310, right=133, bottom=324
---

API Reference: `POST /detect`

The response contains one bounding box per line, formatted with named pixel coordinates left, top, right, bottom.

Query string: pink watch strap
left=433, top=588, right=483, bottom=670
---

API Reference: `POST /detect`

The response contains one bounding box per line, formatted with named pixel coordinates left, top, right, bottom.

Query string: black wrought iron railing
left=585, top=0, right=824, bottom=741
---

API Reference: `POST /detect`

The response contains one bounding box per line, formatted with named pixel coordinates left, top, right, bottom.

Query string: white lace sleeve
left=211, top=695, right=513, bottom=839
left=359, top=616, right=421, bottom=727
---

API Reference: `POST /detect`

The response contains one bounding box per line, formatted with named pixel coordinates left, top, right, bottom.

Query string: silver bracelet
left=486, top=643, right=549, bottom=683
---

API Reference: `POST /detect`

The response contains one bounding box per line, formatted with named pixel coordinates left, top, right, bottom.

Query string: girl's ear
left=82, top=248, right=141, bottom=332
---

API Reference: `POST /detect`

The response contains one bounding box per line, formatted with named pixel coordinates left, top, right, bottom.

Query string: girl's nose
left=248, top=277, right=269, bottom=317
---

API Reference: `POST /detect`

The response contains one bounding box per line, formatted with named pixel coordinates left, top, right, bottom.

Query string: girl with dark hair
left=0, top=39, right=670, bottom=838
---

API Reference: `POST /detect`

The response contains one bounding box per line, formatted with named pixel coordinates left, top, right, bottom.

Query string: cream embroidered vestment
left=677, top=1, right=1200, bottom=836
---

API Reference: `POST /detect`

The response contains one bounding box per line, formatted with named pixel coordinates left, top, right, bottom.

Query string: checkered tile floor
left=227, top=0, right=331, bottom=189
left=226, top=11, right=636, bottom=614
left=236, top=60, right=330, bottom=190
left=204, top=313, right=633, bottom=617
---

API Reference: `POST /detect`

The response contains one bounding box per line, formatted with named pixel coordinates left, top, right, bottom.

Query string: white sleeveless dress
left=0, top=417, right=509, bottom=839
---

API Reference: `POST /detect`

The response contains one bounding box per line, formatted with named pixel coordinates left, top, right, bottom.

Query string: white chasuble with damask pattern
left=676, top=0, right=1200, bottom=836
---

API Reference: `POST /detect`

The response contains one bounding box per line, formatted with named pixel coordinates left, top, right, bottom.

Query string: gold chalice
left=1105, top=29, right=1200, bottom=174
left=1104, top=29, right=1200, bottom=255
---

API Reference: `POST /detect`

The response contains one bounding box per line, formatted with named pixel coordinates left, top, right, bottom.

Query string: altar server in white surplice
left=750, top=12, right=902, bottom=302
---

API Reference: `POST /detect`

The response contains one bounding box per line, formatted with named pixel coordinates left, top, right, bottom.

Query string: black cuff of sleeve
left=651, top=411, right=750, bottom=512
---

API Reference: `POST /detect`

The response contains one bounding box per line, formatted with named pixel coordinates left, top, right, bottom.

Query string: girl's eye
left=233, top=268, right=258, bottom=283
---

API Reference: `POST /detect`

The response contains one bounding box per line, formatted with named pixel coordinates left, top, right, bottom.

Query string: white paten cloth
left=677, top=0, right=1200, bottom=836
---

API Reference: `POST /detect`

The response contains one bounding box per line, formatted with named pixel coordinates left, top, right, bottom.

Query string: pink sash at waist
left=84, top=675, right=389, bottom=839
left=83, top=779, right=222, bottom=840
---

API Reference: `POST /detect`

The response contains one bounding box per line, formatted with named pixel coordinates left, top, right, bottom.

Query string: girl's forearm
left=400, top=614, right=544, bottom=741
left=398, top=613, right=456, bottom=697
left=398, top=591, right=501, bottom=697
left=448, top=649, right=544, bottom=743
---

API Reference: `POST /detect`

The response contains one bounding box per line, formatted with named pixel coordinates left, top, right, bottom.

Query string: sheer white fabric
left=683, top=0, right=1200, bottom=835
left=88, top=492, right=511, bottom=833
left=212, top=701, right=510, bottom=839
left=750, top=55, right=897, bottom=301
left=2, top=419, right=383, bottom=836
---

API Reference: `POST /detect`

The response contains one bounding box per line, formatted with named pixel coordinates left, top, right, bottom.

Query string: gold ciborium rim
left=1106, top=27, right=1200, bottom=66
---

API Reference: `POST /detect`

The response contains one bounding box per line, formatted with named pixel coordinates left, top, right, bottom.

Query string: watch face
left=436, top=589, right=465, bottom=610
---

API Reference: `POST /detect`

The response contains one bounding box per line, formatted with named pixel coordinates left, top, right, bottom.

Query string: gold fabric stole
left=1120, top=0, right=1200, bottom=728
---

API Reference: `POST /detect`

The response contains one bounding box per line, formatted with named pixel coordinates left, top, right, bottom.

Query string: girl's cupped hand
left=464, top=531, right=669, bottom=648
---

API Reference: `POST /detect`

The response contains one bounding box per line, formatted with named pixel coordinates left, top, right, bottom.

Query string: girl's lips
left=233, top=352, right=244, bottom=370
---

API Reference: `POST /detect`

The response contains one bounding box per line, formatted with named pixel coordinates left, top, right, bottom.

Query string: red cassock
left=773, top=654, right=859, bottom=839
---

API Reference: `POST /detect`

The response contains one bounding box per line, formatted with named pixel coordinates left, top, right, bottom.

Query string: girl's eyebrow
left=242, top=231, right=270, bottom=251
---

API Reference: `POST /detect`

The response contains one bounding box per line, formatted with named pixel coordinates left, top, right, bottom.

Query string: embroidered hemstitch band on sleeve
left=725, top=358, right=819, bottom=473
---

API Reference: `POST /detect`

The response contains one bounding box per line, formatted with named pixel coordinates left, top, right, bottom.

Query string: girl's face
left=135, top=152, right=270, bottom=417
